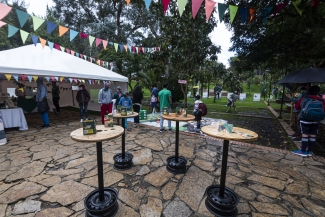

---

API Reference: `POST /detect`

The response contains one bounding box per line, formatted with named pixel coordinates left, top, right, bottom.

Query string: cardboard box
left=83, top=119, right=97, bottom=135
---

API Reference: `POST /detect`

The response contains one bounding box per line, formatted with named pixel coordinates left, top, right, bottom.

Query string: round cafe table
left=201, top=126, right=258, bottom=217
left=162, top=113, right=195, bottom=174
left=111, top=112, right=138, bottom=170
left=70, top=125, right=124, bottom=217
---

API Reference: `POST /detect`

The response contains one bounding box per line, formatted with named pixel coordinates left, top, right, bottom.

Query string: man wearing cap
left=98, top=81, right=113, bottom=124
left=113, top=86, right=124, bottom=125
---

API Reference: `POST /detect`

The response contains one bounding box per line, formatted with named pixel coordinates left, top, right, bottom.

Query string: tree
left=224, top=0, right=325, bottom=78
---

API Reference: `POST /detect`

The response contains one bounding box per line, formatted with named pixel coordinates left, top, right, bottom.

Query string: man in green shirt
left=158, top=83, right=172, bottom=132
left=52, top=81, right=60, bottom=114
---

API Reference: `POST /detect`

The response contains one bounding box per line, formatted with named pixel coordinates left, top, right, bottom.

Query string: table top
left=162, top=113, right=195, bottom=121
left=111, top=112, right=138, bottom=118
left=70, top=125, right=124, bottom=142
left=201, top=126, right=258, bottom=141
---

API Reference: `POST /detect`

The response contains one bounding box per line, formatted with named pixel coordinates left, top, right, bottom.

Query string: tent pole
left=278, top=84, right=285, bottom=119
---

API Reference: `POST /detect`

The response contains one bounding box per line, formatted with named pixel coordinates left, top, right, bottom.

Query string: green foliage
left=252, top=75, right=262, bottom=85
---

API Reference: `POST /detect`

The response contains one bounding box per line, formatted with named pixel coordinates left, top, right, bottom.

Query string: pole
left=268, top=73, right=272, bottom=106
left=219, top=140, right=229, bottom=198
left=279, top=53, right=288, bottom=119
left=96, top=142, right=104, bottom=201
left=175, top=121, right=179, bottom=162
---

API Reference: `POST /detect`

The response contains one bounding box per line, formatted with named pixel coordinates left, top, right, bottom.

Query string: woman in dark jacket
left=76, top=84, right=90, bottom=122
left=132, top=86, right=143, bottom=126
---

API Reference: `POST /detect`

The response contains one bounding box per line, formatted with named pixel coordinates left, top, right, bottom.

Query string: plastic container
left=140, top=110, right=147, bottom=120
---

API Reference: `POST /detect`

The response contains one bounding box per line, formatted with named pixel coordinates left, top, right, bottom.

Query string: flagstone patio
left=1, top=110, right=325, bottom=217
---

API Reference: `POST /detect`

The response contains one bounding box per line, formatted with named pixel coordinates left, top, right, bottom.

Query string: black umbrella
left=278, top=67, right=325, bottom=84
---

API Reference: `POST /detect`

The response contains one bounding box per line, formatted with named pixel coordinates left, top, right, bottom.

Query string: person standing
left=226, top=91, right=238, bottom=112
left=52, top=81, right=60, bottom=114
left=119, top=92, right=133, bottom=130
left=151, top=84, right=158, bottom=97
left=292, top=85, right=325, bottom=157
left=213, top=84, right=222, bottom=102
left=98, top=81, right=113, bottom=124
left=36, top=77, right=50, bottom=129
left=76, top=84, right=90, bottom=122
left=158, top=83, right=172, bottom=132
left=193, top=95, right=203, bottom=130
left=150, top=93, right=157, bottom=114
left=113, top=86, right=124, bottom=125
left=286, top=83, right=310, bottom=141
left=132, top=86, right=143, bottom=127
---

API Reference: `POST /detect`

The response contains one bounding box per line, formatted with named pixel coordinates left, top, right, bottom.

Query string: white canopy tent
left=0, top=44, right=128, bottom=111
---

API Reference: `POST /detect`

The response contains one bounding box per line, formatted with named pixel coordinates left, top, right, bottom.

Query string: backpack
left=199, top=103, right=208, bottom=116
left=301, top=97, right=325, bottom=121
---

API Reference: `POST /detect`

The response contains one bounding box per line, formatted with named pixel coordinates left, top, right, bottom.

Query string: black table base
left=166, top=156, right=187, bottom=174
left=85, top=187, right=119, bottom=217
left=113, top=152, right=134, bottom=170
left=205, top=185, right=238, bottom=217
left=205, top=139, right=239, bottom=217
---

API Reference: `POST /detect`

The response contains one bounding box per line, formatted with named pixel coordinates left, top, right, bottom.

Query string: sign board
left=178, top=80, right=187, bottom=84
left=253, top=93, right=261, bottom=101
left=239, top=93, right=246, bottom=101
left=72, top=86, right=79, bottom=91
left=202, top=92, right=208, bottom=98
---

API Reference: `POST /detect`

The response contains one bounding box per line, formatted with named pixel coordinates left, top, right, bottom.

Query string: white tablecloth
left=0, top=108, right=28, bottom=130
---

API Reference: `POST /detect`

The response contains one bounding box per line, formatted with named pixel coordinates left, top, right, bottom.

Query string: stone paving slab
left=0, top=110, right=325, bottom=216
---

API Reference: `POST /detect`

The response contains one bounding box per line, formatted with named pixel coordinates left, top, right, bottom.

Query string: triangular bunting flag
left=84, top=55, right=87, bottom=60
left=218, top=3, right=228, bottom=23
left=59, top=76, right=64, bottom=82
left=8, top=24, right=19, bottom=37
left=50, top=76, right=55, bottom=81
left=45, top=77, right=50, bottom=82
left=55, top=76, right=58, bottom=81
left=205, top=0, right=216, bottom=20
left=48, top=41, right=54, bottom=50
left=30, top=34, right=38, bottom=46
left=80, top=54, right=84, bottom=59
left=128, top=46, right=132, bottom=53
left=192, top=0, right=203, bottom=19
left=162, top=0, right=171, bottom=13
left=73, top=79, right=78, bottom=83
left=32, top=16, right=45, bottom=31
left=54, top=44, right=60, bottom=50
left=274, top=3, right=288, bottom=17
left=240, top=7, right=248, bottom=24
left=95, top=38, right=102, bottom=47
left=32, top=76, right=38, bottom=81
left=21, top=74, right=27, bottom=81
left=69, top=78, right=73, bottom=83
left=90, top=57, right=93, bottom=62
left=229, top=5, right=239, bottom=24
left=76, top=52, right=79, bottom=57
left=145, top=0, right=151, bottom=9
left=114, top=43, right=118, bottom=52
left=70, top=29, right=78, bottom=41
left=177, top=0, right=187, bottom=16
left=5, top=74, right=11, bottom=81
left=292, top=0, right=302, bottom=16
left=249, top=8, right=255, bottom=22
left=98, top=80, right=101, bottom=84
left=60, top=46, right=65, bottom=52
left=80, top=32, right=88, bottom=38
left=102, top=40, right=108, bottom=49
left=46, top=21, right=57, bottom=34
left=142, top=47, right=145, bottom=53
left=119, top=44, right=123, bottom=52
left=15, top=9, right=30, bottom=28
left=71, top=50, right=75, bottom=56
left=89, top=36, right=95, bottom=46
left=0, top=3, right=12, bottom=20
left=59, top=25, right=69, bottom=36
left=39, top=38, right=46, bottom=49
left=27, top=75, right=32, bottom=82
left=19, top=29, right=29, bottom=44
left=0, top=21, right=7, bottom=28
left=136, top=47, right=139, bottom=53
left=124, top=45, right=128, bottom=52
left=13, top=74, right=19, bottom=81
left=66, top=48, right=71, bottom=54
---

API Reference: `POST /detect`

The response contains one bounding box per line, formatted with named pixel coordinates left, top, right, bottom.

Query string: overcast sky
left=18, top=0, right=235, bottom=67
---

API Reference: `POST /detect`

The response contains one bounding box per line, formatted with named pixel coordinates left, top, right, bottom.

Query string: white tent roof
left=0, top=44, right=128, bottom=82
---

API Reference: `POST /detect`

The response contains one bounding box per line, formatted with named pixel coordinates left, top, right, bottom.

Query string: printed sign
left=178, top=80, right=187, bottom=84
left=253, top=93, right=261, bottom=101
left=239, top=93, right=246, bottom=100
